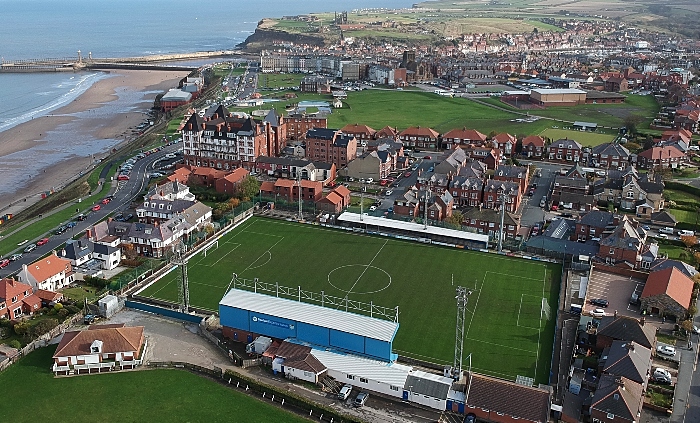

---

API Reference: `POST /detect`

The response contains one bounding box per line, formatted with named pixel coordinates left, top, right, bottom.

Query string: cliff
left=238, top=28, right=329, bottom=52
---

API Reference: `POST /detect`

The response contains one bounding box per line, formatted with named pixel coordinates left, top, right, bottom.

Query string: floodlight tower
left=453, top=286, right=472, bottom=380
left=172, top=241, right=190, bottom=313
left=297, top=172, right=303, bottom=221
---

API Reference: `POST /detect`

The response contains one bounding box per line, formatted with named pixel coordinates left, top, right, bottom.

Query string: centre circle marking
left=327, top=264, right=392, bottom=294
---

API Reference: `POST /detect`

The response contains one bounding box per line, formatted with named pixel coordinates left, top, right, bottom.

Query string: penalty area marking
left=517, top=293, right=546, bottom=330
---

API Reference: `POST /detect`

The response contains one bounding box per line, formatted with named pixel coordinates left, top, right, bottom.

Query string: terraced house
left=305, top=128, right=357, bottom=168
left=589, top=142, right=630, bottom=170
left=547, top=138, right=582, bottom=163
left=398, top=126, right=440, bottom=149
left=522, top=135, right=546, bottom=158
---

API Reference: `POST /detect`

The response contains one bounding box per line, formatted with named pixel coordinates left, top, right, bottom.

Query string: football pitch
left=139, top=217, right=560, bottom=383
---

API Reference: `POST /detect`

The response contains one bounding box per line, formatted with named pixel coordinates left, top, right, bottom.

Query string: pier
left=0, top=50, right=241, bottom=73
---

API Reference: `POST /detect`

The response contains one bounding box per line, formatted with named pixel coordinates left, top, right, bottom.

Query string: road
left=0, top=143, right=181, bottom=278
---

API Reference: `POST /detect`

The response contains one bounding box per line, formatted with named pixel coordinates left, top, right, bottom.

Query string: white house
left=18, top=253, right=74, bottom=292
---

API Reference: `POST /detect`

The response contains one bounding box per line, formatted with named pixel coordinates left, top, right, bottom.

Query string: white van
left=659, top=227, right=675, bottom=234
left=338, top=384, right=353, bottom=400
left=678, top=229, right=695, bottom=237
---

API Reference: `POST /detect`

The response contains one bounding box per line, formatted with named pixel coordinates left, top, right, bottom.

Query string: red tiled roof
left=399, top=126, right=439, bottom=138
left=22, top=295, right=41, bottom=310
left=341, top=123, right=376, bottom=136
left=376, top=126, right=398, bottom=138
left=0, top=278, right=32, bottom=302
left=35, top=289, right=62, bottom=302
left=331, top=185, right=351, bottom=198
left=223, top=168, right=249, bottom=184
left=26, top=255, right=72, bottom=283
left=320, top=191, right=343, bottom=205
left=259, top=181, right=275, bottom=192
left=493, top=132, right=516, bottom=143
left=638, top=146, right=685, bottom=160
left=522, top=135, right=545, bottom=147
left=53, top=326, right=145, bottom=358
left=274, top=179, right=295, bottom=188
left=442, top=128, right=486, bottom=141
left=467, top=373, right=551, bottom=422
left=641, top=267, right=694, bottom=309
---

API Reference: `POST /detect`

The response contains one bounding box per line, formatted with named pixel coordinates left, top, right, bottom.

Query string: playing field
left=140, top=217, right=560, bottom=383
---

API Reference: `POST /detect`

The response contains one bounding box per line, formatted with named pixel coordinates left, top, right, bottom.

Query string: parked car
left=36, top=238, right=50, bottom=246
left=353, top=392, right=369, bottom=407
left=24, top=244, right=37, bottom=253
left=83, top=314, right=96, bottom=325
left=338, top=384, right=353, bottom=400
left=428, top=166, right=434, bottom=172
left=101, top=198, right=111, bottom=204
left=76, top=213, right=86, bottom=221
left=92, top=204, right=101, bottom=212
left=590, top=308, right=607, bottom=318
left=0, top=259, right=10, bottom=268
left=9, top=253, right=22, bottom=261
left=404, top=171, right=412, bottom=177
left=54, top=226, right=67, bottom=235
left=385, top=189, right=393, bottom=196
left=366, top=178, right=374, bottom=183
left=387, top=207, right=394, bottom=213
left=589, top=298, right=609, bottom=308
left=653, top=368, right=672, bottom=383
left=423, top=155, right=432, bottom=160
left=117, top=174, right=130, bottom=181
left=380, top=179, right=388, bottom=186
left=66, top=221, right=77, bottom=228
left=657, top=345, right=676, bottom=356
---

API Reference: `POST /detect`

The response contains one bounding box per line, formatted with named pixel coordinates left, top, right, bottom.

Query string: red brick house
left=449, top=176, right=483, bottom=207
left=464, top=373, right=551, bottom=423
left=522, top=135, right=546, bottom=158
left=640, top=266, right=694, bottom=321
left=214, top=168, right=250, bottom=196
left=590, top=142, right=631, bottom=169
left=375, top=126, right=398, bottom=140
left=493, top=165, right=529, bottom=194
left=462, top=207, right=520, bottom=238
left=393, top=188, right=453, bottom=221
left=462, top=146, right=501, bottom=169
left=190, top=167, right=226, bottom=188
left=636, top=145, right=686, bottom=169
left=590, top=375, right=643, bottom=423
left=441, top=128, right=486, bottom=149
left=261, top=179, right=324, bottom=203
left=595, top=315, right=655, bottom=351
left=316, top=186, right=351, bottom=214
left=0, top=278, right=43, bottom=320
left=492, top=132, right=517, bottom=156
left=305, top=128, right=357, bottom=168
left=604, top=76, right=629, bottom=92
left=285, top=113, right=327, bottom=141
left=571, top=210, right=616, bottom=242
left=398, top=126, right=440, bottom=150
left=597, top=216, right=646, bottom=267
left=547, top=138, right=583, bottom=163
left=340, top=123, right=376, bottom=142
left=483, top=180, right=521, bottom=213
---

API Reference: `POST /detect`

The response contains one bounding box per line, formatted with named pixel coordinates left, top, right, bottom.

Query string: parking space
left=585, top=271, right=645, bottom=318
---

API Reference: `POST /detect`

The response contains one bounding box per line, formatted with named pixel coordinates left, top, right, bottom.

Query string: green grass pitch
left=140, top=217, right=561, bottom=384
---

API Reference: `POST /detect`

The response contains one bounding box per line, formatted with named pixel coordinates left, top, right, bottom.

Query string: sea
left=0, top=0, right=415, bottom=133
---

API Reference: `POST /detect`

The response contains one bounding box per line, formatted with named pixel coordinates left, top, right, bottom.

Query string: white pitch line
left=465, top=273, right=487, bottom=338
left=484, top=271, right=543, bottom=282
left=534, top=268, right=547, bottom=380
left=240, top=237, right=284, bottom=275
left=465, top=337, right=539, bottom=355
left=517, top=294, right=524, bottom=327
left=341, top=240, right=388, bottom=302
left=209, top=243, right=242, bottom=267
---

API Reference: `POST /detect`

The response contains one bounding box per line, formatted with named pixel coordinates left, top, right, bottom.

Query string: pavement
left=0, top=142, right=181, bottom=278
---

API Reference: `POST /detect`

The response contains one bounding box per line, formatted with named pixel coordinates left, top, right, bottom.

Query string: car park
left=9, top=253, right=22, bottom=261
left=657, top=345, right=676, bottom=356
left=353, top=392, right=369, bottom=407
left=24, top=244, right=37, bottom=253
left=589, top=298, right=609, bottom=308
left=36, top=238, right=50, bottom=246
left=590, top=308, right=607, bottom=318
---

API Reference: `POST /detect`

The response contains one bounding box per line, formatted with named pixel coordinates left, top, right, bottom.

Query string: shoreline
left=0, top=69, right=191, bottom=214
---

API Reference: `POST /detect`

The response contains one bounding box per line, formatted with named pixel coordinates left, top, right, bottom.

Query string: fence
left=147, top=361, right=367, bottom=423
left=124, top=300, right=206, bottom=324
left=231, top=276, right=399, bottom=322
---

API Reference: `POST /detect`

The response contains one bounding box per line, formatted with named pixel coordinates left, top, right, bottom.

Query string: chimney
left=86, top=228, right=93, bottom=240
left=615, top=376, right=624, bottom=387
left=640, top=317, right=645, bottom=326
left=627, top=342, right=635, bottom=352
left=108, top=217, right=113, bottom=223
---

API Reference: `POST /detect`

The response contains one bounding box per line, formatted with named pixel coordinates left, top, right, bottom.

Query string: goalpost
left=541, top=297, right=551, bottom=321
left=203, top=240, right=219, bottom=257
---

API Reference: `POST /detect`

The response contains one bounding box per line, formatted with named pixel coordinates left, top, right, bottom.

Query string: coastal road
left=0, top=143, right=181, bottom=278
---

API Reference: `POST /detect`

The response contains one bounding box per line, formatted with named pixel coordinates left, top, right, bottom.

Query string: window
left=609, top=248, right=615, bottom=254
left=390, top=386, right=399, bottom=391
left=360, top=378, right=368, bottom=383
left=607, top=413, right=615, bottom=419
left=346, top=374, right=354, bottom=380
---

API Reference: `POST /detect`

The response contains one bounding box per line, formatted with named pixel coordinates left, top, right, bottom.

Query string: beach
left=0, top=69, right=190, bottom=213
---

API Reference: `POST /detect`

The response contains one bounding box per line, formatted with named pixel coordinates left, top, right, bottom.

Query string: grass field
left=0, top=346, right=309, bottom=423
left=140, top=217, right=560, bottom=383
left=538, top=128, right=615, bottom=146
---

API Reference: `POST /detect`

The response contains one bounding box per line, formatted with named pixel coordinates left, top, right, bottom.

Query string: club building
left=219, top=289, right=399, bottom=361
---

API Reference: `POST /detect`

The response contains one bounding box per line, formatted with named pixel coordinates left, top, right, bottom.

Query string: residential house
left=393, top=188, right=453, bottom=221
left=590, top=143, right=631, bottom=170
left=637, top=145, right=686, bottom=169
left=316, top=186, right=351, bottom=214
left=340, top=123, right=377, bottom=144
left=464, top=372, right=551, bottom=423
left=552, top=174, right=593, bottom=211
left=649, top=258, right=698, bottom=279
left=255, top=156, right=336, bottom=184
left=483, top=180, right=520, bottom=213
left=147, top=180, right=195, bottom=202
left=0, top=278, right=42, bottom=320
left=599, top=341, right=651, bottom=385
left=571, top=211, right=616, bottom=242
left=136, top=199, right=197, bottom=225
left=462, top=207, right=520, bottom=238
left=640, top=266, right=694, bottom=321
left=595, top=315, right=655, bottom=351
left=165, top=166, right=192, bottom=184
left=345, top=150, right=392, bottom=181
left=597, top=216, right=647, bottom=267
left=492, top=132, right=517, bottom=156
left=416, top=173, right=451, bottom=194
left=522, top=135, right=546, bottom=158
left=590, top=375, right=643, bottom=423
left=426, top=192, right=454, bottom=221
left=260, top=178, right=324, bottom=203
left=547, top=139, right=583, bottom=163
left=650, top=210, right=677, bottom=227
left=434, top=148, right=468, bottom=175
left=462, top=146, right=501, bottom=170
left=595, top=168, right=664, bottom=215
left=18, top=253, right=74, bottom=292
left=214, top=167, right=250, bottom=196
left=305, top=128, right=357, bottom=168
left=189, top=166, right=226, bottom=188
left=449, top=176, right=484, bottom=207
left=604, top=76, right=629, bottom=92
left=375, top=126, right=398, bottom=140
left=493, top=165, right=529, bottom=193
left=441, top=128, right=486, bottom=149
left=398, top=126, right=440, bottom=150
left=52, top=324, right=146, bottom=374
left=35, top=289, right=63, bottom=308
left=366, top=139, right=404, bottom=172
left=285, top=113, right=327, bottom=141
left=58, top=239, right=121, bottom=272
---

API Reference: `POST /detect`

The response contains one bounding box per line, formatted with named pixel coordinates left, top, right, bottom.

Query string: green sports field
left=140, top=217, right=560, bottom=383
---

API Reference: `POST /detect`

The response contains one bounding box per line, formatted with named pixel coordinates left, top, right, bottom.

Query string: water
left=0, top=0, right=415, bottom=133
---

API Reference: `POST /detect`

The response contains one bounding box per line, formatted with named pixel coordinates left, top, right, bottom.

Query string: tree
left=7, top=340, right=21, bottom=349
left=643, top=135, right=654, bottom=150
left=681, top=319, right=694, bottom=333
left=689, top=304, right=698, bottom=317
left=13, top=322, right=30, bottom=337
left=681, top=235, right=697, bottom=248
left=624, top=114, right=644, bottom=136
left=228, top=197, right=241, bottom=209
left=238, top=176, right=260, bottom=200
left=445, top=211, right=464, bottom=229
left=31, top=318, right=59, bottom=338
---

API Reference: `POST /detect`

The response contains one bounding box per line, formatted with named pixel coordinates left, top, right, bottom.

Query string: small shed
left=98, top=295, right=120, bottom=318
left=573, top=121, right=598, bottom=131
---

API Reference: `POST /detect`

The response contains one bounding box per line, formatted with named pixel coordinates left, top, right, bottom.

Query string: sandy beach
left=0, top=69, right=190, bottom=213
